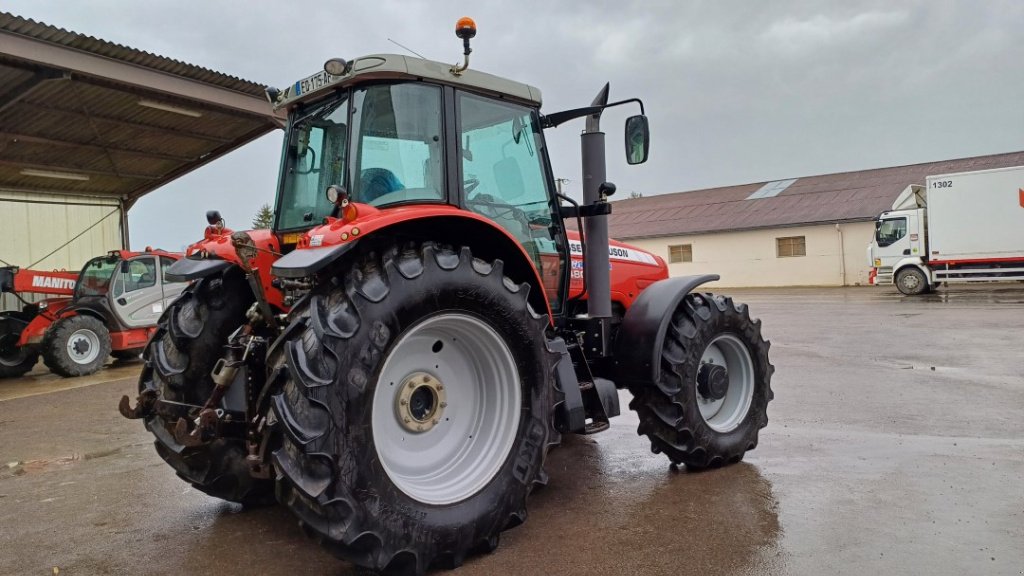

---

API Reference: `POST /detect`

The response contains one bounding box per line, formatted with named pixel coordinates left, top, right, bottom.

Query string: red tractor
left=0, top=249, right=185, bottom=378
left=122, top=19, right=773, bottom=574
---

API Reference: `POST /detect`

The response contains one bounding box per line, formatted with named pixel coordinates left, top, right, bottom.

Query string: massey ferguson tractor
left=121, top=18, right=773, bottom=574
left=0, top=249, right=185, bottom=378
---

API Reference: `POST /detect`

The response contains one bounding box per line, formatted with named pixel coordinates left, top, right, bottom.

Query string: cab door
left=159, top=256, right=190, bottom=309
left=110, top=256, right=164, bottom=328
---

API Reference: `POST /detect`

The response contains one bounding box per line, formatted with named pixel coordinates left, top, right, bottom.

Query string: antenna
left=387, top=38, right=428, bottom=60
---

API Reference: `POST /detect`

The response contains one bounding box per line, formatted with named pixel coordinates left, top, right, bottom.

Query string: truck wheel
left=895, top=267, right=929, bottom=295
left=41, top=315, right=112, bottom=377
left=0, top=318, right=37, bottom=378
left=271, top=243, right=558, bottom=574
left=138, top=269, right=273, bottom=505
left=629, top=293, right=773, bottom=470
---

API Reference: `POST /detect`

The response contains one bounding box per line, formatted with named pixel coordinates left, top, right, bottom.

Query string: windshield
left=75, top=256, right=119, bottom=298
left=276, top=94, right=350, bottom=231
left=876, top=217, right=907, bottom=247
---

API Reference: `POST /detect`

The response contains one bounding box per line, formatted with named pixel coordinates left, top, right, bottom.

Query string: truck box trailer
left=868, top=165, right=1024, bottom=294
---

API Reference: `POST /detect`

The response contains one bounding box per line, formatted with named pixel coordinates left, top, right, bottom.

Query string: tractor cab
left=271, top=72, right=568, bottom=309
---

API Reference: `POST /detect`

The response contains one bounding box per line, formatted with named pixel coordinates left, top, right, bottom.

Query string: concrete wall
left=625, top=221, right=876, bottom=287
left=1, top=189, right=123, bottom=311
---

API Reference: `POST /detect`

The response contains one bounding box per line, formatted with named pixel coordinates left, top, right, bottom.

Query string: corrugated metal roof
left=609, top=151, right=1024, bottom=240
left=0, top=11, right=266, bottom=96
left=0, top=11, right=280, bottom=203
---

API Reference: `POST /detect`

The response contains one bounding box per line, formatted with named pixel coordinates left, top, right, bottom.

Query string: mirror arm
left=541, top=97, right=646, bottom=129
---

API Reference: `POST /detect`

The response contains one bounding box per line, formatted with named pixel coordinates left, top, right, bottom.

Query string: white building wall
left=625, top=221, right=876, bottom=288
left=0, top=190, right=123, bottom=310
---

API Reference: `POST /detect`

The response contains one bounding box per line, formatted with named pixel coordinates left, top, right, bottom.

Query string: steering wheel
left=464, top=177, right=480, bottom=195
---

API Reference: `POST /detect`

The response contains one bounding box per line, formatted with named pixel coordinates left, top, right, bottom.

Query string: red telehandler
left=122, top=18, right=774, bottom=575
left=0, top=249, right=185, bottom=377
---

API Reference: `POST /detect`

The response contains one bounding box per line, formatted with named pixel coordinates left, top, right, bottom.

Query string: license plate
left=294, top=71, right=338, bottom=96
left=282, top=232, right=304, bottom=245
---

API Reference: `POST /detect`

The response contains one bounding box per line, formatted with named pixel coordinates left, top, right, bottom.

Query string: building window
left=668, top=244, right=692, bottom=263
left=776, top=236, right=806, bottom=257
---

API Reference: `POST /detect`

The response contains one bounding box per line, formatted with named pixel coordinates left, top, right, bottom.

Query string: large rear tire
left=271, top=243, right=558, bottom=574
left=0, top=317, right=37, bottom=378
left=629, top=293, right=773, bottom=470
left=139, top=269, right=273, bottom=505
left=41, top=315, right=111, bottom=377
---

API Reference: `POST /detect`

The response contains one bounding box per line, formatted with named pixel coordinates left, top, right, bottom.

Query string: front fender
left=612, top=274, right=720, bottom=386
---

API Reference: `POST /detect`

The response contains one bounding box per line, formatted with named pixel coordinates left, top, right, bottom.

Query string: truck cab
left=869, top=185, right=931, bottom=293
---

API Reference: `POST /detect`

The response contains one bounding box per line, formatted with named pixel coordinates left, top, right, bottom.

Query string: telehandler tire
left=139, top=269, right=273, bottom=505
left=629, top=293, right=773, bottom=470
left=0, top=317, right=37, bottom=378
left=270, top=242, right=558, bottom=574
left=41, top=315, right=111, bottom=377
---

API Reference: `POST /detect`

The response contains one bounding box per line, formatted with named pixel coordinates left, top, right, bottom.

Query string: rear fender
left=612, top=274, right=720, bottom=386
left=272, top=205, right=552, bottom=318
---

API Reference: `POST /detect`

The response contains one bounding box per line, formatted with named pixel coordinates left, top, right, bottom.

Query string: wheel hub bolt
left=697, top=363, right=730, bottom=401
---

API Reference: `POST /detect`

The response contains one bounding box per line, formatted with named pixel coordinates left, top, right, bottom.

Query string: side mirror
left=205, top=210, right=223, bottom=225
left=624, top=115, right=650, bottom=165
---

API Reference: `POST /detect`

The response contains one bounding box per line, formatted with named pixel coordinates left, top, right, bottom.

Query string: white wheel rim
left=372, top=313, right=521, bottom=505
left=66, top=328, right=101, bottom=365
left=696, top=334, right=755, bottom=433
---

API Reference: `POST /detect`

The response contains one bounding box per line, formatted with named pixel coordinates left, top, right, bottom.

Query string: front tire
left=629, top=293, right=773, bottom=470
left=271, top=243, right=558, bottom=574
left=139, top=269, right=273, bottom=505
left=41, top=315, right=111, bottom=377
left=895, top=267, right=929, bottom=295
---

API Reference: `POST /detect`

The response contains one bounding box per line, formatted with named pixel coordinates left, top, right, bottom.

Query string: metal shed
left=0, top=11, right=282, bottom=309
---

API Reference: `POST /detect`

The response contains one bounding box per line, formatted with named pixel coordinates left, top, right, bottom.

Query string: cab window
left=876, top=217, right=908, bottom=247
left=350, top=83, right=444, bottom=206
left=121, top=258, right=157, bottom=293
left=160, top=257, right=177, bottom=283
left=457, top=92, right=564, bottom=312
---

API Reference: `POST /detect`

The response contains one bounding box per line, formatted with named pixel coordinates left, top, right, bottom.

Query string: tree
left=252, top=203, right=273, bottom=229
left=629, top=191, right=644, bottom=199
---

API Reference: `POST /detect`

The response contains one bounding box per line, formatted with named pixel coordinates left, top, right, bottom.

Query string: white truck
left=868, top=165, right=1024, bottom=295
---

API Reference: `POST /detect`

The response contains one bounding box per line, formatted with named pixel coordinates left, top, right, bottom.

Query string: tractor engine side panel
left=565, top=230, right=668, bottom=311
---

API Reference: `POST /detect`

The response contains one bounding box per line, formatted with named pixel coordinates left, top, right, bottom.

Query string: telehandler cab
left=121, top=17, right=773, bottom=574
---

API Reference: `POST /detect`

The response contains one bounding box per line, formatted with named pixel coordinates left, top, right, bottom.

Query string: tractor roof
left=272, top=54, right=543, bottom=111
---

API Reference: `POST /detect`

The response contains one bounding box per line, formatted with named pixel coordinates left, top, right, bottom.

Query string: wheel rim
left=372, top=313, right=521, bottom=506
left=696, top=334, right=755, bottom=433
left=902, top=272, right=921, bottom=291
left=66, top=328, right=101, bottom=365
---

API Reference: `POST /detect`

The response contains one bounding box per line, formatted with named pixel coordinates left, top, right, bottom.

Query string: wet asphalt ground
left=1, top=286, right=1022, bottom=576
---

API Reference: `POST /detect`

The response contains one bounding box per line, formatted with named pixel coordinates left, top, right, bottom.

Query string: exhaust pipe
left=581, top=83, right=612, bottom=320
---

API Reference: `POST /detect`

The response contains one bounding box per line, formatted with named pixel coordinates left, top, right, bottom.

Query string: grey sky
left=6, top=1, right=1023, bottom=250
